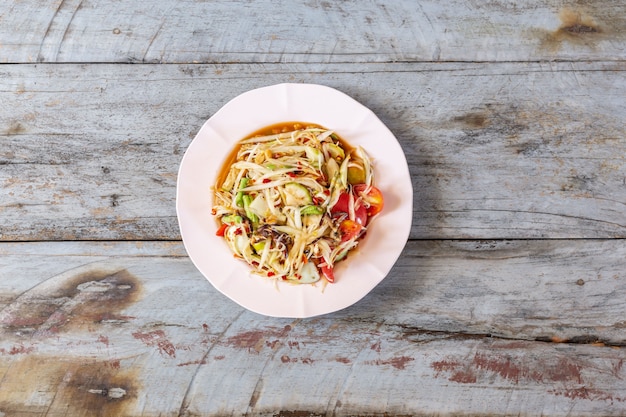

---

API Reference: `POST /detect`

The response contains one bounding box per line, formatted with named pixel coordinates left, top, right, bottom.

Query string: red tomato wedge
left=353, top=185, right=384, bottom=217
left=331, top=192, right=350, bottom=213
left=339, top=219, right=363, bottom=242
left=320, top=264, right=334, bottom=283
left=331, top=192, right=368, bottom=226
left=354, top=203, right=368, bottom=226
left=215, top=223, right=228, bottom=237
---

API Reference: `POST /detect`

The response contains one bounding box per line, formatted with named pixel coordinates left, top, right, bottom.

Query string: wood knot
left=563, top=24, right=598, bottom=34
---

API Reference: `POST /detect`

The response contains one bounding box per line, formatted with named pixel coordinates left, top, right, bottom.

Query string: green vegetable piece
left=235, top=177, right=249, bottom=207
left=283, top=182, right=312, bottom=206
left=304, top=147, right=323, bottom=168
left=326, top=143, right=345, bottom=161
left=243, top=194, right=258, bottom=224
left=252, top=240, right=266, bottom=254
left=222, top=214, right=243, bottom=225
left=300, top=205, right=324, bottom=215
left=335, top=248, right=350, bottom=262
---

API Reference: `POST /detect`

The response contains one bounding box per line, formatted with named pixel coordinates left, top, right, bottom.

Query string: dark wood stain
left=177, top=359, right=207, bottom=367
left=371, top=340, right=382, bottom=353
left=451, top=103, right=530, bottom=146
left=273, top=411, right=325, bottom=417
left=550, top=387, right=625, bottom=403
left=0, top=356, right=139, bottom=416
left=266, top=339, right=281, bottom=349
left=429, top=346, right=626, bottom=402
left=367, top=355, right=415, bottom=370
left=225, top=324, right=292, bottom=352
left=0, top=269, right=141, bottom=335
left=558, top=8, right=601, bottom=36
left=449, top=369, right=478, bottom=384
left=0, top=343, right=35, bottom=355
left=563, top=23, right=598, bottom=34
left=132, top=329, right=177, bottom=358
left=0, top=269, right=143, bottom=414
left=432, top=359, right=462, bottom=373
left=279, top=354, right=314, bottom=365
left=5, top=122, right=26, bottom=135
left=454, top=112, right=490, bottom=130
left=433, top=352, right=585, bottom=385
left=540, top=8, right=605, bottom=52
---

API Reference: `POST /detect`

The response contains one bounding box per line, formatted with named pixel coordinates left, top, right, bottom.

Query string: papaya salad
left=211, top=123, right=384, bottom=284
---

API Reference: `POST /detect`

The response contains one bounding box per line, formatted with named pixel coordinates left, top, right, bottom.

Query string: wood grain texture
left=3, top=0, right=625, bottom=415
left=1, top=0, right=625, bottom=64
left=0, top=240, right=624, bottom=343
left=0, top=241, right=625, bottom=416
left=2, top=62, right=625, bottom=240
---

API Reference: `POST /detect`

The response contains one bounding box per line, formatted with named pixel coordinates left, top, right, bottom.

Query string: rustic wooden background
left=1, top=1, right=626, bottom=416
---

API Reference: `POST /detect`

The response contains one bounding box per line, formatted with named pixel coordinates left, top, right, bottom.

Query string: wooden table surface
left=2, top=1, right=626, bottom=416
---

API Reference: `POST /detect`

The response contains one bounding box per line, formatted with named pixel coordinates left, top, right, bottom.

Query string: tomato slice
left=354, top=185, right=384, bottom=217
left=320, top=264, right=335, bottom=283
left=354, top=203, right=368, bottom=226
left=215, top=223, right=228, bottom=237
left=331, top=192, right=350, bottom=214
left=331, top=192, right=368, bottom=226
left=339, top=219, right=363, bottom=242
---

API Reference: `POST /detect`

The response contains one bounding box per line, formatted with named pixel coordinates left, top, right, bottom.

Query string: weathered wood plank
left=2, top=62, right=625, bottom=240
left=1, top=0, right=625, bottom=64
left=0, top=240, right=624, bottom=343
left=0, top=241, right=625, bottom=416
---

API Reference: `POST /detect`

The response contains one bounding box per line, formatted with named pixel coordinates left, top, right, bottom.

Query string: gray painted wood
left=0, top=241, right=625, bottom=416
left=2, top=62, right=625, bottom=240
left=2, top=0, right=625, bottom=414
left=1, top=0, right=625, bottom=64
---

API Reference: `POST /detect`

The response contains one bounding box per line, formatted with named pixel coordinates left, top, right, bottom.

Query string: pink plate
left=176, top=83, right=412, bottom=318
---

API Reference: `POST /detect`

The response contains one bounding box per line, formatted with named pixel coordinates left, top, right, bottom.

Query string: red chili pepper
left=267, top=271, right=275, bottom=277
left=263, top=178, right=271, bottom=183
left=215, top=224, right=228, bottom=237
left=287, top=172, right=297, bottom=178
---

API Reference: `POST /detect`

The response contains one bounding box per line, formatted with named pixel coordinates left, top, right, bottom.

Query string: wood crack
left=395, top=324, right=626, bottom=348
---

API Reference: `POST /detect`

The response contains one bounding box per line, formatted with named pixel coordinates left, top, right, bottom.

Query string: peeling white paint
left=77, top=281, right=114, bottom=292
left=88, top=388, right=127, bottom=399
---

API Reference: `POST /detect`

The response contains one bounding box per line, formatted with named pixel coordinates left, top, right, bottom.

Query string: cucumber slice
left=283, top=182, right=312, bottom=206
left=300, top=205, right=324, bottom=215
left=304, top=146, right=323, bottom=169
left=222, top=214, right=243, bottom=224
left=297, top=262, right=321, bottom=284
